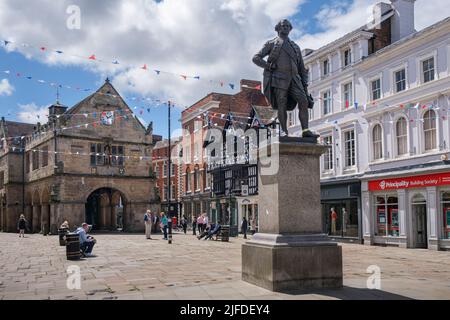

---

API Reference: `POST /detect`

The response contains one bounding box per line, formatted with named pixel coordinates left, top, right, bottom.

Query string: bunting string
left=1, top=38, right=237, bottom=90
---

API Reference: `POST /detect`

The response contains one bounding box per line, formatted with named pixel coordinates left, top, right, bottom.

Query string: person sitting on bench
left=197, top=224, right=211, bottom=240
left=204, top=223, right=221, bottom=240
left=76, top=223, right=96, bottom=257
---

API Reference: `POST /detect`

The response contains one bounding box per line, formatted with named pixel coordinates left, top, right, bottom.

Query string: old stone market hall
left=0, top=80, right=159, bottom=234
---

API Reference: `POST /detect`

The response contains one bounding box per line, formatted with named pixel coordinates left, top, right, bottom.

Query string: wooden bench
left=215, top=226, right=230, bottom=242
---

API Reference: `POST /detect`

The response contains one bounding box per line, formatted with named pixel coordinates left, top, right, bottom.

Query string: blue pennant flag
left=354, top=102, right=358, bottom=109
left=194, top=76, right=200, bottom=80
left=112, top=60, right=120, bottom=65
left=26, top=76, right=32, bottom=80
left=4, top=40, right=10, bottom=46
left=155, top=70, right=161, bottom=75
left=55, top=50, right=63, bottom=54
left=229, top=83, right=235, bottom=90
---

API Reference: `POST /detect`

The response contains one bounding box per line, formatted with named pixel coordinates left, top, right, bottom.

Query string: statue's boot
left=302, top=129, right=319, bottom=138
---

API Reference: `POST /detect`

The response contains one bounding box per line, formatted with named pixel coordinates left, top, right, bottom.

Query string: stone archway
left=85, top=188, right=127, bottom=231
left=31, top=189, right=41, bottom=233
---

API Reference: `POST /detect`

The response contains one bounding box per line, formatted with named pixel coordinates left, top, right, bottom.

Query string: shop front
left=320, top=180, right=362, bottom=243
left=363, top=171, right=450, bottom=250
left=236, top=196, right=259, bottom=235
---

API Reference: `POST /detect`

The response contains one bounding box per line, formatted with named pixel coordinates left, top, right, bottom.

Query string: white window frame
left=322, top=135, right=334, bottom=173
left=417, top=50, right=438, bottom=85
left=393, top=116, right=409, bottom=158
left=322, top=58, right=330, bottom=77
left=343, top=129, right=356, bottom=169
left=368, top=75, right=382, bottom=102
left=343, top=47, right=352, bottom=68
left=390, top=63, right=408, bottom=94
left=320, top=88, right=333, bottom=117
left=341, top=81, right=354, bottom=110
left=422, top=109, right=438, bottom=153
left=370, top=123, right=384, bottom=162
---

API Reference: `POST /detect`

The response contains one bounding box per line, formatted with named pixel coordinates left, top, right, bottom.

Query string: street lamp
left=167, top=100, right=173, bottom=244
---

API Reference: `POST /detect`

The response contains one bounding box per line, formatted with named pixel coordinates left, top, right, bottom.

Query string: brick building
left=152, top=137, right=182, bottom=218
left=180, top=79, right=268, bottom=223
left=0, top=80, right=158, bottom=234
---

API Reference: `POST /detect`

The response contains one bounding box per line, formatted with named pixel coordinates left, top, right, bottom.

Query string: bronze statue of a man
left=253, top=19, right=315, bottom=138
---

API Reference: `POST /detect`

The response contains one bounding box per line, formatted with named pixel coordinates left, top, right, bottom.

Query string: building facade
left=180, top=79, right=267, bottom=228
left=0, top=80, right=158, bottom=234
left=152, top=137, right=182, bottom=218
left=289, top=0, right=450, bottom=250
left=207, top=104, right=275, bottom=236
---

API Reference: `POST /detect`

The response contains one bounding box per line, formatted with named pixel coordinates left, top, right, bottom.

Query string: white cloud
left=297, top=0, right=450, bottom=50
left=16, top=103, right=49, bottom=124
left=0, top=0, right=448, bottom=108
left=0, top=0, right=305, bottom=107
left=0, top=78, right=14, bottom=96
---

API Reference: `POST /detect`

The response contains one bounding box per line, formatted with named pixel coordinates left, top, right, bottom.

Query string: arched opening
left=85, top=188, right=127, bottom=231
left=412, top=194, right=427, bottom=248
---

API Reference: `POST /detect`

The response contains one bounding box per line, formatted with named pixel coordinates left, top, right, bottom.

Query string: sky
left=0, top=0, right=449, bottom=138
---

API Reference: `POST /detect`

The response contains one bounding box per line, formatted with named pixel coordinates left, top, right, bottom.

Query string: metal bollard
left=168, top=219, right=173, bottom=244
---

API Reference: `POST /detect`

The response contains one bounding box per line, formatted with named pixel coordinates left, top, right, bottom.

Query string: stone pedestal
left=242, top=138, right=343, bottom=292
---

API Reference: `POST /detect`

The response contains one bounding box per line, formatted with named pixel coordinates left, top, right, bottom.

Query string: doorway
left=412, top=194, right=428, bottom=249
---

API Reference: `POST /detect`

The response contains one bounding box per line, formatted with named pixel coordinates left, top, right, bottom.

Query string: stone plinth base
left=242, top=234, right=343, bottom=292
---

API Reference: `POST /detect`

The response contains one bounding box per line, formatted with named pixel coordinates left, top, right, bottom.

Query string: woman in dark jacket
left=192, top=217, right=197, bottom=236
left=17, top=214, right=28, bottom=238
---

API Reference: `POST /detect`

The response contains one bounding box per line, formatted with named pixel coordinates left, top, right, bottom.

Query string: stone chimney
left=390, top=0, right=416, bottom=42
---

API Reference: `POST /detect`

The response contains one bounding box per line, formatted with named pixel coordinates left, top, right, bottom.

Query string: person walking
left=17, top=214, right=28, bottom=238
left=241, top=217, right=248, bottom=239
left=144, top=210, right=152, bottom=239
left=197, top=215, right=204, bottom=233
left=181, top=215, right=188, bottom=234
left=160, top=213, right=168, bottom=240
left=330, top=208, right=337, bottom=235
left=192, top=216, right=197, bottom=235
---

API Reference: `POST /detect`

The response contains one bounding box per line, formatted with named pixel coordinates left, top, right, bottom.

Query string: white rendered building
left=289, top=0, right=450, bottom=250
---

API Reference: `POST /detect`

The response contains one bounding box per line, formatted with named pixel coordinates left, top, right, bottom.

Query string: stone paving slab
left=1, top=232, right=450, bottom=299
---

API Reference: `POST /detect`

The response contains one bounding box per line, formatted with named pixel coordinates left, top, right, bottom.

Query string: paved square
left=1, top=232, right=450, bottom=300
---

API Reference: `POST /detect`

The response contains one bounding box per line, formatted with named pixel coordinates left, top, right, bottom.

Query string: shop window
left=322, top=199, right=359, bottom=238
left=442, top=192, right=450, bottom=239
left=375, top=195, right=399, bottom=237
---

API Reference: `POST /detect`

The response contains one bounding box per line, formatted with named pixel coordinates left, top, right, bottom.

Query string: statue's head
left=275, top=19, right=293, bottom=37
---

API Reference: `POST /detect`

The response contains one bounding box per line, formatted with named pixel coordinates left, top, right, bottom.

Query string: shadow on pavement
left=281, top=286, right=413, bottom=300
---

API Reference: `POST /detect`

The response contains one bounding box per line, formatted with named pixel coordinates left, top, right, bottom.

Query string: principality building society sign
left=369, top=172, right=450, bottom=191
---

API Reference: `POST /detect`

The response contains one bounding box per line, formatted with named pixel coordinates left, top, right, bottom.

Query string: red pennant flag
left=89, top=54, right=96, bottom=60
left=93, top=122, right=97, bottom=128
left=255, top=84, right=261, bottom=90
left=220, top=82, right=224, bottom=87
left=142, top=64, right=148, bottom=70
left=345, top=101, right=349, bottom=108
left=40, top=47, right=46, bottom=51
left=400, top=104, right=404, bottom=109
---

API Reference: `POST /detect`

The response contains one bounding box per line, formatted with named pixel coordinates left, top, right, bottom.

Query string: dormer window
left=322, top=59, right=330, bottom=77
left=343, top=48, right=352, bottom=67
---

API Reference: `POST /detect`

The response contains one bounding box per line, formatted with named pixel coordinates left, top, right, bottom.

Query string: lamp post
left=167, top=101, right=172, bottom=244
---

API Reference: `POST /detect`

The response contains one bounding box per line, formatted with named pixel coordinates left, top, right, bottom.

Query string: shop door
left=414, top=204, right=428, bottom=248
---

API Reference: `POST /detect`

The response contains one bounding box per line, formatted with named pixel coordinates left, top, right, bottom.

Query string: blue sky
left=0, top=0, right=448, bottom=138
